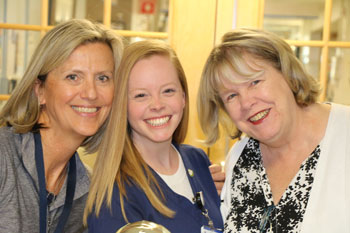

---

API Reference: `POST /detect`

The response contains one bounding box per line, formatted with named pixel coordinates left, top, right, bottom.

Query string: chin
left=76, top=128, right=100, bottom=138
left=150, top=136, right=173, bottom=143
left=257, top=133, right=278, bottom=144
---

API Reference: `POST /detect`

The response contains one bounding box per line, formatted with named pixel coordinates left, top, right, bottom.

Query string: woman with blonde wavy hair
left=85, top=40, right=223, bottom=233
left=198, top=28, right=350, bottom=232
left=0, top=19, right=123, bottom=233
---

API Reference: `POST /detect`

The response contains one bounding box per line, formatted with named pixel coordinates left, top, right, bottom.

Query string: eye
left=134, top=93, right=147, bottom=98
left=97, top=75, right=110, bottom=83
left=66, top=74, right=78, bottom=81
left=163, top=88, right=176, bottom=95
left=226, top=93, right=237, bottom=101
left=251, top=79, right=261, bottom=86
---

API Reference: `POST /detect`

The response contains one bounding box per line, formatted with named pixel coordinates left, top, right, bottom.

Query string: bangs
left=213, top=50, right=264, bottom=91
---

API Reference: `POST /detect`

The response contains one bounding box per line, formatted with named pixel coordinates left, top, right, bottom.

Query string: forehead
left=129, top=55, right=180, bottom=86
left=45, top=42, right=114, bottom=83
left=59, top=42, right=114, bottom=69
left=69, top=42, right=113, bottom=60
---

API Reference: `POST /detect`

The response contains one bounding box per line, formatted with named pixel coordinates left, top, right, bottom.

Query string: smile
left=146, top=116, right=170, bottom=126
left=72, top=106, right=99, bottom=113
left=249, top=109, right=269, bottom=122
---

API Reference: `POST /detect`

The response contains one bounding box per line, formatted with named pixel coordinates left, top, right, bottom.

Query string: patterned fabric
left=225, top=138, right=320, bottom=233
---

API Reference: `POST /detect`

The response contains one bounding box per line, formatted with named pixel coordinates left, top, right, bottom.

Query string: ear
left=34, top=79, right=46, bottom=105
left=181, top=91, right=186, bottom=109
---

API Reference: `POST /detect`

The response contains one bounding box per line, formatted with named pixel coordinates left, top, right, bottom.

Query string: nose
left=150, top=95, right=165, bottom=111
left=81, top=78, right=97, bottom=100
left=238, top=90, right=256, bottom=110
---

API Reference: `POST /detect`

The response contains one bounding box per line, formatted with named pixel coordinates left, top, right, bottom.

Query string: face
left=218, top=54, right=297, bottom=145
left=35, top=42, right=114, bottom=141
left=127, top=55, right=185, bottom=146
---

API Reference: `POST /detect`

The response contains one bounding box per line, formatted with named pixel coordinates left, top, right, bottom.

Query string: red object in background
left=140, top=0, right=156, bottom=14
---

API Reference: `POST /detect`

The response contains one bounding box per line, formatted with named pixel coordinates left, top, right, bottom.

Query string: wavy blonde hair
left=84, top=40, right=189, bottom=223
left=0, top=19, right=124, bottom=152
left=197, top=28, right=321, bottom=145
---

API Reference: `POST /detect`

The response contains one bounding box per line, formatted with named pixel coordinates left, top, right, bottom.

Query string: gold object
left=116, top=221, right=171, bottom=233
left=188, top=169, right=194, bottom=177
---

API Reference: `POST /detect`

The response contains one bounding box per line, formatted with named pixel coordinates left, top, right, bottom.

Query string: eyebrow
left=129, top=82, right=179, bottom=89
left=60, top=68, right=114, bottom=75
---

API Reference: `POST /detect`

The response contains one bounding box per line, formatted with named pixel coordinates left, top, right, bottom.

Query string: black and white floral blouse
left=224, top=138, right=321, bottom=233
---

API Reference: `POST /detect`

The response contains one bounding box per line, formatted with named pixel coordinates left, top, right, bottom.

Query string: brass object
left=116, top=221, right=171, bottom=233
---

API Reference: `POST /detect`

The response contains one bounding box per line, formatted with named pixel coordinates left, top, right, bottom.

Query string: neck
left=133, top=138, right=178, bottom=175
left=260, top=103, right=330, bottom=161
left=39, top=128, right=82, bottom=194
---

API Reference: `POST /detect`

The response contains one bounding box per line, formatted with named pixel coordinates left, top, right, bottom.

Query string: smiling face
left=127, top=55, right=185, bottom=146
left=35, top=42, right=114, bottom=141
left=218, top=53, right=298, bottom=145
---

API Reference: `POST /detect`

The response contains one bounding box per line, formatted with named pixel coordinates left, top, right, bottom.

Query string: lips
left=146, top=116, right=170, bottom=126
left=72, top=106, right=99, bottom=113
left=249, top=109, right=270, bottom=123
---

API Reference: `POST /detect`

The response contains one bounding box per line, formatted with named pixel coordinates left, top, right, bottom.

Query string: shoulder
left=320, top=103, right=350, bottom=151
left=176, top=143, right=210, bottom=165
left=0, top=127, right=16, bottom=146
left=324, top=103, right=350, bottom=134
left=225, top=136, right=250, bottom=171
left=176, top=143, right=207, bottom=158
left=329, top=103, right=350, bottom=118
left=0, top=127, right=33, bottom=153
left=0, top=127, right=22, bottom=162
left=227, top=136, right=250, bottom=157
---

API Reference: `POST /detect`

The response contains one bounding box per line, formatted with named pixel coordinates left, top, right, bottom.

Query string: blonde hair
left=84, top=40, right=189, bottom=224
left=0, top=19, right=124, bottom=152
left=197, top=28, right=321, bottom=145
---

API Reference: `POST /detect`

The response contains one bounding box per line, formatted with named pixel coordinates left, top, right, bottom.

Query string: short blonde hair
left=85, top=40, right=189, bottom=224
left=197, top=28, right=320, bottom=145
left=0, top=19, right=124, bottom=152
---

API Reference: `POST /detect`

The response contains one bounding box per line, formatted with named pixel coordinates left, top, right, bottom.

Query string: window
left=263, top=0, right=350, bottom=104
left=0, top=0, right=169, bottom=100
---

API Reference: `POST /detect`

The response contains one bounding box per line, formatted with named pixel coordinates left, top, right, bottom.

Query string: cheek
left=127, top=102, right=143, bottom=122
left=45, top=90, right=71, bottom=106
left=174, top=95, right=186, bottom=111
left=100, top=86, right=115, bottom=105
left=50, top=84, right=77, bottom=102
left=224, top=103, right=240, bottom=121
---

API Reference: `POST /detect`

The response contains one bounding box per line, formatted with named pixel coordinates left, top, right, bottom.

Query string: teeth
left=146, top=116, right=170, bottom=126
left=249, top=110, right=269, bottom=122
left=72, top=106, right=98, bottom=113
